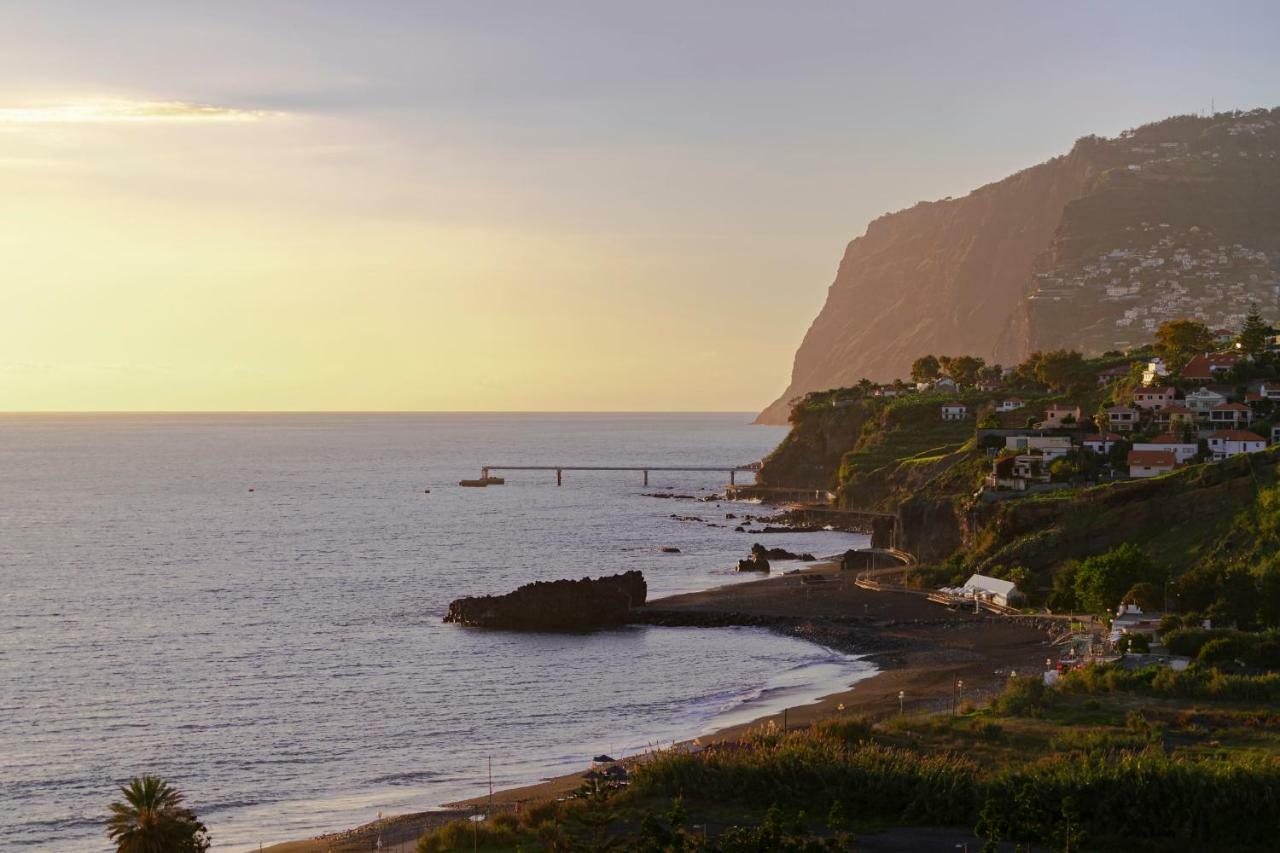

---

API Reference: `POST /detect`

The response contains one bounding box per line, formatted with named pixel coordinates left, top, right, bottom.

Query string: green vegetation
left=426, top=670, right=1280, bottom=851
left=107, top=776, right=210, bottom=853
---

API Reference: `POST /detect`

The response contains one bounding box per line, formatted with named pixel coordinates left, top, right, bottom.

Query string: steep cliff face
left=757, top=151, right=1098, bottom=423
left=759, top=108, right=1280, bottom=424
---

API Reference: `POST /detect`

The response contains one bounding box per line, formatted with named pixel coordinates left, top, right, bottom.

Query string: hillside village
left=784, top=312, right=1280, bottom=504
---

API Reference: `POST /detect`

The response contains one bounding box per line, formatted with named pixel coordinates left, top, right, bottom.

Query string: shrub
left=991, top=676, right=1052, bottom=717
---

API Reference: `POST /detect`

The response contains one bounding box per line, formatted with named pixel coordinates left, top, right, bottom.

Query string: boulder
left=736, top=554, right=770, bottom=573
left=444, top=571, right=646, bottom=631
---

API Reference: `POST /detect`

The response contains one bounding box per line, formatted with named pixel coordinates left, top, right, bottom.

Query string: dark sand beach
left=267, top=563, right=1054, bottom=852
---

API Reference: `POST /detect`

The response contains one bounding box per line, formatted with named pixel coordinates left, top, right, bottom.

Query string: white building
left=940, top=403, right=968, bottom=421
left=1141, top=357, right=1170, bottom=385
left=1005, top=435, right=1072, bottom=459
left=1184, top=388, right=1228, bottom=415
left=960, top=573, right=1021, bottom=608
left=1205, top=430, right=1267, bottom=460
left=1134, top=436, right=1199, bottom=464
left=1082, top=433, right=1123, bottom=454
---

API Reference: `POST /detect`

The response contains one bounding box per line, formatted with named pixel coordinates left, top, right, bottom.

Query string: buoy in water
left=248, top=488, right=255, bottom=492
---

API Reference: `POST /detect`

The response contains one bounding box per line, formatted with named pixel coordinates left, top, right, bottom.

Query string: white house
left=940, top=403, right=968, bottom=421
left=933, top=377, right=960, bottom=393
left=1205, top=430, right=1267, bottom=460
left=960, top=573, right=1021, bottom=608
left=1082, top=433, right=1123, bottom=454
left=1134, top=436, right=1199, bottom=464
left=1005, top=435, right=1072, bottom=459
left=1258, top=382, right=1280, bottom=401
left=1184, top=387, right=1228, bottom=415
left=1141, top=357, right=1170, bottom=385
left=1128, top=449, right=1178, bottom=478
left=996, top=399, right=1025, bottom=412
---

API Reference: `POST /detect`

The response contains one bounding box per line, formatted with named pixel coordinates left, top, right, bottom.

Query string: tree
left=1032, top=350, right=1091, bottom=393
left=1238, top=304, right=1271, bottom=360
left=947, top=355, right=987, bottom=386
left=911, top=355, right=941, bottom=383
left=1155, top=319, right=1216, bottom=370
left=107, top=776, right=210, bottom=853
left=1072, top=543, right=1165, bottom=614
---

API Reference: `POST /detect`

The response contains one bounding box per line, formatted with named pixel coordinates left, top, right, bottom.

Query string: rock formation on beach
left=444, top=571, right=647, bottom=631
left=759, top=108, right=1280, bottom=423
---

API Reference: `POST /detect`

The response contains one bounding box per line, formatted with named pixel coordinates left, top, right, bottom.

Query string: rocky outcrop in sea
left=444, top=571, right=647, bottom=631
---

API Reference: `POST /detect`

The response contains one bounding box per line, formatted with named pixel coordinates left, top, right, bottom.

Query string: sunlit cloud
left=0, top=98, right=280, bottom=125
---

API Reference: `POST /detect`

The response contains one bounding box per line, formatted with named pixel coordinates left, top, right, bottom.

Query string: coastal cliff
left=444, top=571, right=647, bottom=631
left=759, top=108, right=1280, bottom=424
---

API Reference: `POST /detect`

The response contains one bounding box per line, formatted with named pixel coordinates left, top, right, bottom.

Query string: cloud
left=0, top=98, right=281, bottom=125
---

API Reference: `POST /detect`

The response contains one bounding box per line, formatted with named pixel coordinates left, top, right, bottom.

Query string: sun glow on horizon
left=0, top=98, right=279, bottom=125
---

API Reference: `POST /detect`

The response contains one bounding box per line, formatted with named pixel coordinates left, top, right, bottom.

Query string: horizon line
left=0, top=409, right=766, bottom=416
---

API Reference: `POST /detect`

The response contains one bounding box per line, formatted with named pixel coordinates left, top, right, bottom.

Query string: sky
left=1, top=1, right=1278, bottom=412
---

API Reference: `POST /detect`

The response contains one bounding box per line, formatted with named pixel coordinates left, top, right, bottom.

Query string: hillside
left=759, top=108, right=1280, bottom=424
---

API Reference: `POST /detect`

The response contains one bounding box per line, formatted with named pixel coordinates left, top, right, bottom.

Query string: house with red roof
left=1181, top=352, right=1241, bottom=382
left=1134, top=435, right=1199, bottom=464
left=1082, top=433, right=1123, bottom=454
left=1127, top=449, right=1178, bottom=478
left=1209, top=402, right=1253, bottom=429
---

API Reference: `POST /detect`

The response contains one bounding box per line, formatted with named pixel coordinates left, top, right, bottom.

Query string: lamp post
left=898, top=690, right=905, bottom=715
left=956, top=679, right=964, bottom=711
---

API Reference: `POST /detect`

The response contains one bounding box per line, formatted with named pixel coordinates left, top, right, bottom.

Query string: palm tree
left=107, top=775, right=210, bottom=853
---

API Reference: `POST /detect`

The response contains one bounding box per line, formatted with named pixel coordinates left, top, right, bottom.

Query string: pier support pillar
left=729, top=470, right=736, bottom=485
left=556, top=468, right=562, bottom=487
left=643, top=470, right=649, bottom=486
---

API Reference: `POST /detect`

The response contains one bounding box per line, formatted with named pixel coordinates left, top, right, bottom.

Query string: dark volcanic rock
left=444, top=571, right=647, bottom=631
left=751, top=542, right=816, bottom=562
left=736, top=554, right=770, bottom=573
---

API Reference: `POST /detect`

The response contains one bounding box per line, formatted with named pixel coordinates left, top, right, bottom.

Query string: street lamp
left=898, top=690, right=905, bottom=715
left=956, top=680, right=964, bottom=710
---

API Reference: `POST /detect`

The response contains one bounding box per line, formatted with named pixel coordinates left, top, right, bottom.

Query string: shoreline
left=264, top=562, right=1054, bottom=853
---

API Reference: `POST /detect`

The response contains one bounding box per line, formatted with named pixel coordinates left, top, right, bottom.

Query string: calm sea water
left=0, top=413, right=872, bottom=851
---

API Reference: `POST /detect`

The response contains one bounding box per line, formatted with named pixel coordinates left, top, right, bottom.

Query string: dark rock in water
left=661, top=547, right=681, bottom=553
left=644, top=493, right=696, bottom=500
left=751, top=542, right=816, bottom=562
left=736, top=554, right=770, bottom=573
left=444, top=571, right=646, bottom=631
left=734, top=526, right=745, bottom=532
left=725, top=513, right=736, bottom=519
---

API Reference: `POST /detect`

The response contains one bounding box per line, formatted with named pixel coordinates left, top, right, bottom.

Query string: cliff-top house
left=1182, top=352, right=1241, bottom=382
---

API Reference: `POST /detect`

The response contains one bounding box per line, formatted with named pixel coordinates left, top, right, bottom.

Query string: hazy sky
left=2, top=1, right=1278, bottom=411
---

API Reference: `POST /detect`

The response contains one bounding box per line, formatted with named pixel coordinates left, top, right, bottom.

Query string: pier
left=478, top=464, right=760, bottom=487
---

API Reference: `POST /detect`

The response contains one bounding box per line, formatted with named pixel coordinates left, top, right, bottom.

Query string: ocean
left=0, top=413, right=873, bottom=851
